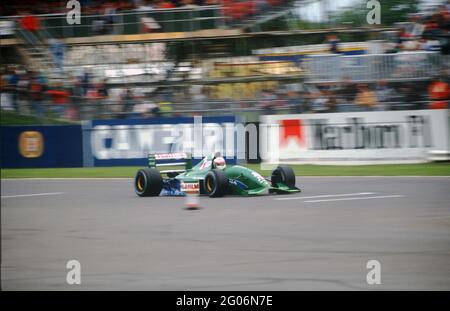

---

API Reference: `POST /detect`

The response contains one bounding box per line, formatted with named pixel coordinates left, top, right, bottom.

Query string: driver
left=213, top=156, right=226, bottom=170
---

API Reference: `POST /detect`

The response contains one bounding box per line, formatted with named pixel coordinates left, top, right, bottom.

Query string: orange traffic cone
left=184, top=192, right=200, bottom=210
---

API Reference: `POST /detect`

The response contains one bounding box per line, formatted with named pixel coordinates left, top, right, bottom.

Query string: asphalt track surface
left=1, top=177, right=450, bottom=290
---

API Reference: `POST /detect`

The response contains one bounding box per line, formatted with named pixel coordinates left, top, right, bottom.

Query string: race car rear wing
left=148, top=152, right=193, bottom=173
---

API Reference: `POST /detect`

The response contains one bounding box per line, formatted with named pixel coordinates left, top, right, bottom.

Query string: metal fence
left=0, top=6, right=225, bottom=38
left=63, top=50, right=450, bottom=86
left=304, top=51, right=450, bottom=83
left=2, top=92, right=432, bottom=123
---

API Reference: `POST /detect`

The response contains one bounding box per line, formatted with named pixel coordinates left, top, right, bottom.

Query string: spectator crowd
left=259, top=74, right=450, bottom=115
left=1, top=1, right=449, bottom=122
left=1, top=64, right=449, bottom=122
left=396, top=4, right=450, bottom=54
left=1, top=0, right=291, bottom=24
left=0, top=65, right=178, bottom=121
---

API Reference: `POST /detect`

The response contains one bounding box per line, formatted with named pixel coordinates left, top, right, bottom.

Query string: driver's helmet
left=213, top=157, right=226, bottom=170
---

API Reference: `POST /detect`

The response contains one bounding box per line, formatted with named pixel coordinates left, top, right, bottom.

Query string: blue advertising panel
left=1, top=125, right=83, bottom=168
left=84, top=116, right=238, bottom=167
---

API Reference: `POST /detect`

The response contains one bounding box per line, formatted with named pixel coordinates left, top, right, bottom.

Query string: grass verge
left=1, top=163, right=450, bottom=179
left=0, top=111, right=76, bottom=126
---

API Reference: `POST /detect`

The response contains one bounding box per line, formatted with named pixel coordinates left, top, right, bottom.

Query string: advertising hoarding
left=261, top=110, right=450, bottom=164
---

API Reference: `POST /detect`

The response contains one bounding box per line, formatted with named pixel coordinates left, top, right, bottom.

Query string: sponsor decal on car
left=181, top=181, right=200, bottom=194
left=199, top=159, right=212, bottom=170
left=154, top=152, right=188, bottom=160
left=251, top=171, right=270, bottom=186
left=229, top=179, right=248, bottom=190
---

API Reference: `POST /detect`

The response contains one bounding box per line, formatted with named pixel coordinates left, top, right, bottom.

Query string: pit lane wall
left=260, top=109, right=450, bottom=165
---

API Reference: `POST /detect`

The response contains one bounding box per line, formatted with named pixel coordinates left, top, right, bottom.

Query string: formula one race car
left=134, top=152, right=301, bottom=197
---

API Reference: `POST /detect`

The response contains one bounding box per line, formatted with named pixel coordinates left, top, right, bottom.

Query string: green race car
left=134, top=152, right=301, bottom=197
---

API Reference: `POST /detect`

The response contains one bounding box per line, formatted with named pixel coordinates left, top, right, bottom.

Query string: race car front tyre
left=271, top=165, right=296, bottom=188
left=134, top=168, right=163, bottom=197
left=204, top=169, right=228, bottom=197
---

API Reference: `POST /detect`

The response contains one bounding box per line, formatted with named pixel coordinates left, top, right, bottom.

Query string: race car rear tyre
left=271, top=165, right=296, bottom=188
left=135, top=168, right=163, bottom=197
left=204, top=169, right=228, bottom=197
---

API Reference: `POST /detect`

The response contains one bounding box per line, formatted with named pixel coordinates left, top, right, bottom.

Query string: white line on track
left=274, top=192, right=375, bottom=201
left=304, top=195, right=404, bottom=203
left=1, top=192, right=65, bottom=199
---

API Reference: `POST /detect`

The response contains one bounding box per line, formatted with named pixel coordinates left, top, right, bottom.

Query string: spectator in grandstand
left=80, top=71, right=91, bottom=96
left=4, top=67, right=20, bottom=112
left=46, top=82, right=70, bottom=119
left=399, top=14, right=428, bottom=51
left=434, top=4, right=450, bottom=54
left=101, top=1, right=118, bottom=34
left=29, top=72, right=46, bottom=119
left=398, top=28, right=412, bottom=51
left=374, top=80, right=396, bottom=111
left=92, top=9, right=108, bottom=35
left=152, top=103, right=162, bottom=117
left=85, top=84, right=106, bottom=120
left=422, top=13, right=441, bottom=39
left=136, top=0, right=155, bottom=11
left=428, top=73, right=450, bottom=109
left=134, top=91, right=169, bottom=118
left=286, top=90, right=306, bottom=114
left=90, top=1, right=119, bottom=35
left=408, top=14, right=426, bottom=38
left=310, top=89, right=329, bottom=113
left=259, top=89, right=277, bottom=114
left=133, top=99, right=155, bottom=118
left=354, top=84, right=378, bottom=111
left=92, top=12, right=107, bottom=35
left=97, top=79, right=109, bottom=99
left=96, top=79, right=109, bottom=118
left=440, top=3, right=450, bottom=32
left=180, top=0, right=199, bottom=8
left=125, top=0, right=143, bottom=11
left=16, top=71, right=31, bottom=115
left=326, top=34, right=341, bottom=54
left=0, top=67, right=14, bottom=111
left=71, top=76, right=82, bottom=97
left=67, top=76, right=83, bottom=120
left=395, top=82, right=425, bottom=110
left=157, top=94, right=173, bottom=117
left=335, top=78, right=356, bottom=112
left=323, top=83, right=341, bottom=112
left=157, top=0, right=176, bottom=8
left=18, top=10, right=44, bottom=46
left=107, top=88, right=124, bottom=118
left=418, top=38, right=435, bottom=51
left=136, top=0, right=162, bottom=32
left=259, top=0, right=272, bottom=10
left=122, top=88, right=136, bottom=115
left=49, top=38, right=66, bottom=73
left=70, top=75, right=83, bottom=97
left=274, top=90, right=288, bottom=109
left=204, top=0, right=220, bottom=5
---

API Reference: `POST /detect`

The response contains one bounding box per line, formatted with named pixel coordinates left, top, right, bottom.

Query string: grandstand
left=1, top=0, right=449, bottom=121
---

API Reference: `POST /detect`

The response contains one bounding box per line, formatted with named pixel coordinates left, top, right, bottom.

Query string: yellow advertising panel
left=208, top=61, right=300, bottom=100
left=19, top=131, right=44, bottom=158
